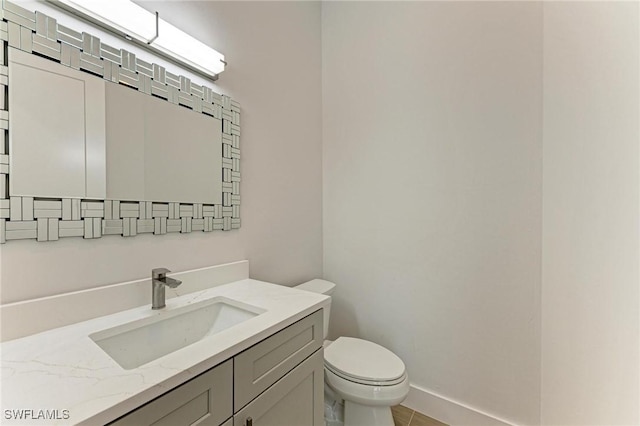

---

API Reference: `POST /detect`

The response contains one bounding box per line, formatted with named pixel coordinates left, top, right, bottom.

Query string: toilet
left=295, top=279, right=410, bottom=426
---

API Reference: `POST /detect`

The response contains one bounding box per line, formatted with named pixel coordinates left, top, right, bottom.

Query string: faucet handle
left=152, top=267, right=171, bottom=279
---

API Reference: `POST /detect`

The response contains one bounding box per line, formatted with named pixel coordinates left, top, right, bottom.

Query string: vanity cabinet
left=110, top=360, right=233, bottom=426
left=109, top=310, right=324, bottom=426
left=234, top=307, right=322, bottom=409
left=233, top=308, right=324, bottom=426
left=233, top=350, right=324, bottom=426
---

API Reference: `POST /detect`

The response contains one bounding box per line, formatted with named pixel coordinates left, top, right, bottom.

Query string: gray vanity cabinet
left=109, top=310, right=324, bottom=426
left=234, top=309, right=323, bottom=409
left=233, top=350, right=324, bottom=426
left=109, top=359, right=233, bottom=426
left=233, top=309, right=324, bottom=426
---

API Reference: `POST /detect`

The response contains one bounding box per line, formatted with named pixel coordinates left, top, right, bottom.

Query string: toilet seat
left=324, top=337, right=406, bottom=386
left=325, top=362, right=407, bottom=386
left=324, top=364, right=410, bottom=408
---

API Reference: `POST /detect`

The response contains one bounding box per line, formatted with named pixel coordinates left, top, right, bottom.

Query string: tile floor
left=391, top=405, right=448, bottom=426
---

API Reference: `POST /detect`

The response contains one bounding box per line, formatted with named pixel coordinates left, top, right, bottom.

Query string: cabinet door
left=233, top=349, right=324, bottom=426
left=234, top=310, right=323, bottom=409
left=109, top=360, right=232, bottom=426
left=8, top=47, right=106, bottom=199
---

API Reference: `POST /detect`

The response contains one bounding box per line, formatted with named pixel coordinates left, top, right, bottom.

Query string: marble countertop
left=0, top=279, right=328, bottom=425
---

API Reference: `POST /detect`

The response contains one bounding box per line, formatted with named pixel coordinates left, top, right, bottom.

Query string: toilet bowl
left=295, top=279, right=410, bottom=426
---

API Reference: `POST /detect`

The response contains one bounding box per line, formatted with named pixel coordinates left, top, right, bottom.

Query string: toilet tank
left=294, top=279, right=335, bottom=339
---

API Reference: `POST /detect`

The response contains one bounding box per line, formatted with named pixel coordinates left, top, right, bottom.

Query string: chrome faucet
left=151, top=268, right=182, bottom=309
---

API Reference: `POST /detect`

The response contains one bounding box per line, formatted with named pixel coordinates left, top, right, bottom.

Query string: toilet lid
left=324, top=337, right=405, bottom=383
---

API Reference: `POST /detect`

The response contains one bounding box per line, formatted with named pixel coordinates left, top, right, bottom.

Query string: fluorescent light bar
left=55, top=0, right=157, bottom=43
left=50, top=0, right=226, bottom=79
left=154, top=19, right=226, bottom=77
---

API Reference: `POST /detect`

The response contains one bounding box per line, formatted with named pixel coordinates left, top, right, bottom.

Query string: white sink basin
left=90, top=297, right=264, bottom=369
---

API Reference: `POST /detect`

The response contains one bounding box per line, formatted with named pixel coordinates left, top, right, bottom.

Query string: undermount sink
left=90, top=297, right=264, bottom=369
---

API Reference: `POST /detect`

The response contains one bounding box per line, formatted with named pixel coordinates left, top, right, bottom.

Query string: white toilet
left=295, top=279, right=410, bottom=426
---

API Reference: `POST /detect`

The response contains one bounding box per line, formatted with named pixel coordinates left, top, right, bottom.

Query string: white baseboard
left=403, top=384, right=518, bottom=426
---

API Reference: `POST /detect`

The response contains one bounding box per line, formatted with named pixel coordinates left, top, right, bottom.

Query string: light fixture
left=50, top=0, right=226, bottom=80
left=154, top=18, right=225, bottom=77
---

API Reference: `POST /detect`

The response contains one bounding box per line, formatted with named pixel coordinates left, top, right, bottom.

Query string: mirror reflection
left=9, top=47, right=223, bottom=205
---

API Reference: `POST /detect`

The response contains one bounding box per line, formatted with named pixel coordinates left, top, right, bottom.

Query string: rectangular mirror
left=0, top=2, right=240, bottom=243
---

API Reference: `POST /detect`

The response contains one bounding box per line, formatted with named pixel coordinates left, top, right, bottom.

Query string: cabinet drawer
left=234, top=310, right=323, bottom=410
left=233, top=349, right=324, bottom=426
left=109, top=359, right=232, bottom=426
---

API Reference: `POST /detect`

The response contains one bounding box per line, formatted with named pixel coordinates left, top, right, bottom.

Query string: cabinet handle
left=246, top=417, right=253, bottom=426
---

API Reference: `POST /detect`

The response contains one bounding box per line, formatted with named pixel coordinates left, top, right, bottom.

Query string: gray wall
left=322, top=2, right=543, bottom=424
left=541, top=3, right=639, bottom=424
left=323, top=1, right=640, bottom=424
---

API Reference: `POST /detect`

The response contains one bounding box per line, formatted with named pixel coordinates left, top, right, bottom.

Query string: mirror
left=0, top=2, right=240, bottom=243
left=8, top=47, right=222, bottom=205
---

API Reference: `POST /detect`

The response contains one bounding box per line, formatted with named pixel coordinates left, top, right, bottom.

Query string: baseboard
left=403, top=384, right=518, bottom=426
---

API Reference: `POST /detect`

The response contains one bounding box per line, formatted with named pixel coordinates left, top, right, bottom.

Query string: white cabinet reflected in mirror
left=9, top=47, right=223, bottom=205
left=9, top=48, right=106, bottom=199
